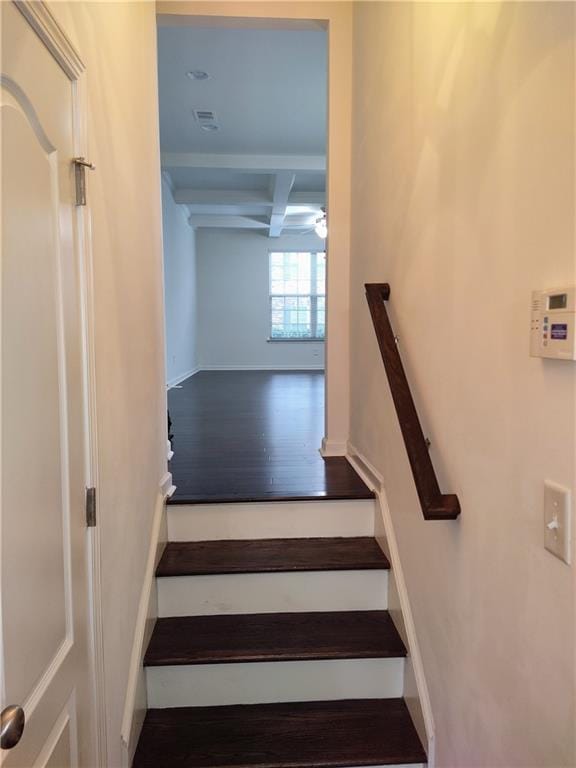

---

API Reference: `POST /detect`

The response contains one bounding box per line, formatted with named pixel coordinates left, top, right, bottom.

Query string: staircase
left=132, top=497, right=427, bottom=768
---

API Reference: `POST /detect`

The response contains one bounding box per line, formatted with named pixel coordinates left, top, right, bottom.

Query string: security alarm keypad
left=531, top=287, right=576, bottom=360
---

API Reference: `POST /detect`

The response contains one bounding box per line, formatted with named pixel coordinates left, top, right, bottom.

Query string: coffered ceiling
left=157, top=24, right=327, bottom=236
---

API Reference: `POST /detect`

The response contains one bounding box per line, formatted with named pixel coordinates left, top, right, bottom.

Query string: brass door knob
left=1, top=705, right=25, bottom=749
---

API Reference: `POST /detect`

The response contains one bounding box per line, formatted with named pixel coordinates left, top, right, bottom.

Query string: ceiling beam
left=269, top=172, right=295, bottom=238
left=188, top=214, right=269, bottom=230
left=174, top=189, right=272, bottom=206
left=173, top=188, right=326, bottom=207
left=188, top=204, right=271, bottom=217
left=162, top=152, right=326, bottom=174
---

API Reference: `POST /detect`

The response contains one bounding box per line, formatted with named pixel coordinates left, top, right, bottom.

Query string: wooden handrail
left=365, top=283, right=461, bottom=520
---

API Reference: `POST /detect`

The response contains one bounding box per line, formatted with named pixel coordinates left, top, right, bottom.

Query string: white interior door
left=1, top=3, right=95, bottom=766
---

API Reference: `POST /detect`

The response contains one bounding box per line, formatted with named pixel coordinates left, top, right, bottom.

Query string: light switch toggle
left=544, top=481, right=572, bottom=564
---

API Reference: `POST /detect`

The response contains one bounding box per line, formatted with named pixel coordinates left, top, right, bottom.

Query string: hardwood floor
left=168, top=371, right=373, bottom=504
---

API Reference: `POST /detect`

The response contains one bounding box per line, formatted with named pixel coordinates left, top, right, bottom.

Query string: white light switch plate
left=544, top=481, right=572, bottom=564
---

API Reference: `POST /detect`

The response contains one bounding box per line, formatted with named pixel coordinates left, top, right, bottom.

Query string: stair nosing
left=167, top=489, right=376, bottom=505
left=144, top=649, right=407, bottom=667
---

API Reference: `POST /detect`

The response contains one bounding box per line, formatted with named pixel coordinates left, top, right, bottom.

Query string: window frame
left=268, top=250, right=326, bottom=342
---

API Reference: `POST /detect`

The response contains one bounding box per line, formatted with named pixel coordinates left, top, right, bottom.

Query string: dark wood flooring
left=168, top=371, right=373, bottom=504
left=156, top=537, right=390, bottom=577
left=144, top=610, right=406, bottom=666
left=132, top=699, right=427, bottom=768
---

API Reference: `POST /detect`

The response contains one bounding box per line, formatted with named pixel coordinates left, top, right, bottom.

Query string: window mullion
left=311, top=294, right=317, bottom=338
left=310, top=252, right=317, bottom=339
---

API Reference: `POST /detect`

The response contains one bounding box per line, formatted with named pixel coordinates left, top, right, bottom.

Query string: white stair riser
left=146, top=657, right=404, bottom=708
left=167, top=499, right=376, bottom=541
left=157, top=570, right=388, bottom=617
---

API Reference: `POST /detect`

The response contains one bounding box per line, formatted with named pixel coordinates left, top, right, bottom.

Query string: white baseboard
left=160, top=470, right=176, bottom=499
left=166, top=366, right=200, bottom=389
left=347, top=442, right=435, bottom=767
left=197, top=364, right=325, bottom=371
left=346, top=444, right=382, bottom=491
left=120, top=475, right=171, bottom=766
left=320, top=437, right=348, bottom=457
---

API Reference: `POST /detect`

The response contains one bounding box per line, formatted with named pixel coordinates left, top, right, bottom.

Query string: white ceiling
left=157, top=25, right=327, bottom=236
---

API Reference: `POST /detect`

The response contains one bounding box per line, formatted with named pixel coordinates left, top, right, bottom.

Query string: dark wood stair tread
left=144, top=610, right=406, bottom=666
left=156, top=537, right=390, bottom=577
left=168, top=487, right=376, bottom=504
left=132, top=698, right=427, bottom=768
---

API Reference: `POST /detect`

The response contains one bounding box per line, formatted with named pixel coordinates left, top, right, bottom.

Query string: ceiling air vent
left=192, top=108, right=219, bottom=132
left=193, top=108, right=217, bottom=124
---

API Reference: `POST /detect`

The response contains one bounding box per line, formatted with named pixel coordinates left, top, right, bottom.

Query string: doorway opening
left=157, top=17, right=368, bottom=502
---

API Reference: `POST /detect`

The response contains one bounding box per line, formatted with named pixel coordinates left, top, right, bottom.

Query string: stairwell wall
left=349, top=3, right=575, bottom=767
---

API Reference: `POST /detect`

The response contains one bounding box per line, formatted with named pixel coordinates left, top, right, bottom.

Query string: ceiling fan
left=290, top=207, right=327, bottom=239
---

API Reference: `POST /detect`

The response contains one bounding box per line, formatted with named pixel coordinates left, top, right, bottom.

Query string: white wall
left=49, top=4, right=166, bottom=766
left=350, top=3, right=575, bottom=768
left=196, top=230, right=325, bottom=370
left=162, top=176, right=198, bottom=385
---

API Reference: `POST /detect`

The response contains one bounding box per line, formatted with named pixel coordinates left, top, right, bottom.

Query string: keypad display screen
left=549, top=294, right=567, bottom=310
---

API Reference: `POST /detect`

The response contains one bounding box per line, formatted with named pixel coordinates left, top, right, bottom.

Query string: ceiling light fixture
left=315, top=209, right=327, bottom=240
left=201, top=124, right=219, bottom=132
left=187, top=70, right=209, bottom=81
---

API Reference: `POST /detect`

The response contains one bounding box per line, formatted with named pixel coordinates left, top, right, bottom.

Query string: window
left=269, top=252, right=326, bottom=340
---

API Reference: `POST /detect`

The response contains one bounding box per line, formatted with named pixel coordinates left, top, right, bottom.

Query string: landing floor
left=167, top=371, right=373, bottom=504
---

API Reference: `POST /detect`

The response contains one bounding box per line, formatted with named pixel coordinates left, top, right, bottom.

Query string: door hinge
left=73, top=157, right=95, bottom=206
left=86, top=487, right=96, bottom=527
